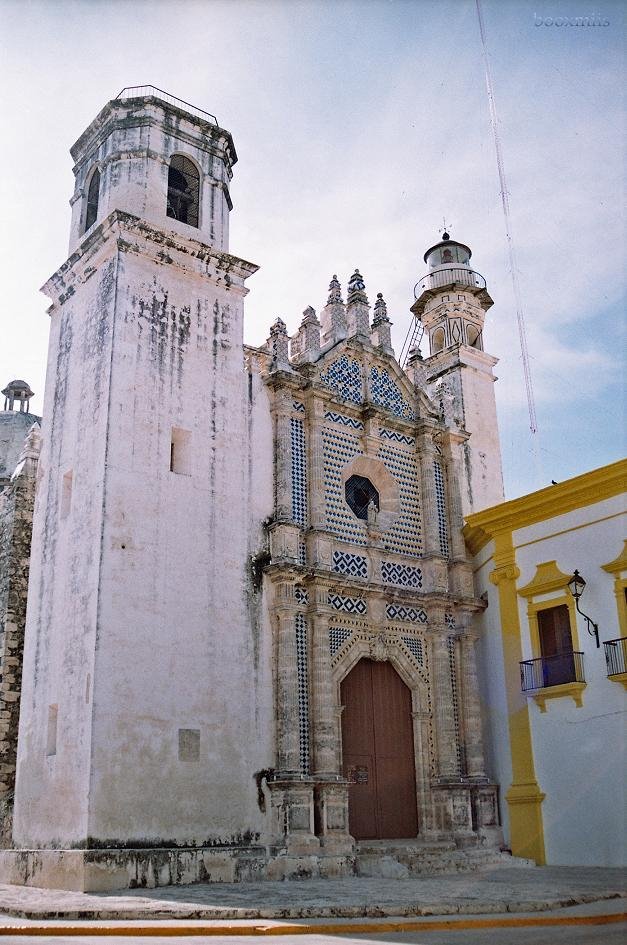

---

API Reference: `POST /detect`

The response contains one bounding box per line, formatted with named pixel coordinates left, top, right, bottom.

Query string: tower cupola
left=411, top=233, right=493, bottom=356
left=2, top=380, right=34, bottom=413
left=67, top=86, right=237, bottom=254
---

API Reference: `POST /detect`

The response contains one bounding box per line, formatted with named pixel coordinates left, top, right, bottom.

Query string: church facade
left=0, top=89, right=516, bottom=891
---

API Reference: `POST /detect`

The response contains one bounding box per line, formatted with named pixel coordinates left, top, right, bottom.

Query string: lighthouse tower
left=10, top=89, right=271, bottom=889
left=411, top=233, right=504, bottom=514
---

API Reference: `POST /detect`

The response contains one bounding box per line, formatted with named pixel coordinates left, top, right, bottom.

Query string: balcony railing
left=520, top=652, right=585, bottom=691
left=115, top=86, right=218, bottom=125
left=414, top=267, right=487, bottom=297
left=604, top=637, right=627, bottom=677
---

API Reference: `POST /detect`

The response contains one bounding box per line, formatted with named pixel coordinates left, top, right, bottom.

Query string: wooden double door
left=340, top=658, right=418, bottom=840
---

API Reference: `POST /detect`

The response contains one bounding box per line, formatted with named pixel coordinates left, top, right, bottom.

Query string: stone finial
left=327, top=275, right=343, bottom=305
left=320, top=275, right=347, bottom=345
left=370, top=293, right=393, bottom=352
left=371, top=293, right=389, bottom=326
left=268, top=317, right=290, bottom=367
left=295, top=306, right=321, bottom=363
left=347, top=269, right=368, bottom=304
left=11, top=421, right=41, bottom=481
left=407, top=346, right=427, bottom=388
left=346, top=269, right=370, bottom=339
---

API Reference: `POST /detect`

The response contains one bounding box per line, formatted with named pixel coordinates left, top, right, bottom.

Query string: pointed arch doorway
left=340, top=658, right=418, bottom=839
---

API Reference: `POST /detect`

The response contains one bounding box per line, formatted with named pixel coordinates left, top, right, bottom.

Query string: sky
left=0, top=0, right=624, bottom=499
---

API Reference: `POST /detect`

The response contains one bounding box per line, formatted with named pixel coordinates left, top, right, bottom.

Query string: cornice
left=42, top=210, right=258, bottom=307
left=464, top=459, right=627, bottom=555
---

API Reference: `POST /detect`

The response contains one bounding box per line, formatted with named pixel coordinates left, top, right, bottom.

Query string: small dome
left=4, top=379, right=33, bottom=393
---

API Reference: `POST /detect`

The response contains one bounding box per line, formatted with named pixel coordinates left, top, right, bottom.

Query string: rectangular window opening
left=170, top=428, right=192, bottom=476
left=178, top=728, right=200, bottom=762
left=46, top=704, right=58, bottom=756
left=61, top=471, right=73, bottom=519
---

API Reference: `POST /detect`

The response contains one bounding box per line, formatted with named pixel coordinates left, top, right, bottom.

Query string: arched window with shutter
left=166, top=155, right=200, bottom=227
left=84, top=168, right=100, bottom=232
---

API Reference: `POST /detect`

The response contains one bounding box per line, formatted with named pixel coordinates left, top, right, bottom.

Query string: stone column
left=440, top=434, right=466, bottom=562
left=431, top=623, right=459, bottom=779
left=417, top=428, right=441, bottom=558
left=311, top=610, right=338, bottom=778
left=275, top=604, right=301, bottom=777
left=458, top=621, right=487, bottom=779
left=273, top=387, right=293, bottom=522
left=308, top=397, right=326, bottom=530
left=412, top=709, right=435, bottom=834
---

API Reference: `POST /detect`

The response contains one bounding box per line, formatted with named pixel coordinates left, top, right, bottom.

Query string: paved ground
left=0, top=866, right=624, bottom=921
left=0, top=898, right=625, bottom=944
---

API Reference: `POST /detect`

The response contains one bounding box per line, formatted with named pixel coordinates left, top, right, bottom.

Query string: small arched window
left=167, top=155, right=200, bottom=227
left=432, top=328, right=445, bottom=354
left=85, top=168, right=100, bottom=232
left=466, top=325, right=482, bottom=349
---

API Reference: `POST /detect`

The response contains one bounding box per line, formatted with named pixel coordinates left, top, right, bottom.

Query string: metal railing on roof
left=115, top=86, right=218, bottom=125
left=414, top=267, right=487, bottom=298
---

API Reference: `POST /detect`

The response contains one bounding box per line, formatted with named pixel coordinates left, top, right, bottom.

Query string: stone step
left=356, top=838, right=457, bottom=855
left=355, top=844, right=534, bottom=878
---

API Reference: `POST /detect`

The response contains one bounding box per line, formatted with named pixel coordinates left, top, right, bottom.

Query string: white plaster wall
left=458, top=351, right=504, bottom=515
left=13, top=253, right=117, bottom=845
left=513, top=495, right=626, bottom=866
left=84, top=247, right=275, bottom=844
left=472, top=538, right=513, bottom=843
left=244, top=362, right=276, bottom=827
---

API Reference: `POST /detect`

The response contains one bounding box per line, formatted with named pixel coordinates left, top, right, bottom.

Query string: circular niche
left=341, top=456, right=400, bottom=532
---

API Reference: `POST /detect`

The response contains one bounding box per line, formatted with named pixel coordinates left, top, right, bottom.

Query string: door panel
left=341, top=659, right=418, bottom=840
left=538, top=605, right=575, bottom=686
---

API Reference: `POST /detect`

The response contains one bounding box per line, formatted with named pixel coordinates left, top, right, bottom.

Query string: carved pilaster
left=440, top=433, right=467, bottom=562
left=431, top=625, right=459, bottom=779
left=457, top=619, right=487, bottom=779
left=275, top=607, right=301, bottom=777
left=417, top=430, right=441, bottom=558
left=311, top=612, right=338, bottom=778
left=273, top=387, right=293, bottom=521
left=412, top=709, right=435, bottom=833
left=308, top=397, right=326, bottom=529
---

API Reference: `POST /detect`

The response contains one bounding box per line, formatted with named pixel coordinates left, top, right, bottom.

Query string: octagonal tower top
left=67, top=86, right=237, bottom=255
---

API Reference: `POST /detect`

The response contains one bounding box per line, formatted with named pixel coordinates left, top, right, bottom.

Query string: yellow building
left=465, top=459, right=626, bottom=867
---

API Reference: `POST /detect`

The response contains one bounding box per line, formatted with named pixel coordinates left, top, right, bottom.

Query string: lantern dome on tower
left=423, top=232, right=472, bottom=270
left=411, top=233, right=492, bottom=318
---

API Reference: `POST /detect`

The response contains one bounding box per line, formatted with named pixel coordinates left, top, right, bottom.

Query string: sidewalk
left=0, top=866, right=624, bottom=924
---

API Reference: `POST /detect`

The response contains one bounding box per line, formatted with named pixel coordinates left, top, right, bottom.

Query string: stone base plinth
left=0, top=846, right=269, bottom=892
left=0, top=846, right=359, bottom=892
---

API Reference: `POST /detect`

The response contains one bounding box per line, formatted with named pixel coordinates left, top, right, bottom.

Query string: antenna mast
left=476, top=0, right=538, bottom=435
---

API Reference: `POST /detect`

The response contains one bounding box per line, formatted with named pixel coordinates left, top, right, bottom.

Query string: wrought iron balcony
left=520, top=651, right=585, bottom=691
left=603, top=637, right=627, bottom=677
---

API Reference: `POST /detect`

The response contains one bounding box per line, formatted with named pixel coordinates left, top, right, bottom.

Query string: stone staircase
left=355, top=839, right=534, bottom=877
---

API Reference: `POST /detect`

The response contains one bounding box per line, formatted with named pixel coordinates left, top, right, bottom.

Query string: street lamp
left=567, top=570, right=600, bottom=648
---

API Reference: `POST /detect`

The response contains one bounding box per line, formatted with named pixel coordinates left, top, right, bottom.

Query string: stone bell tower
left=10, top=88, right=270, bottom=889
left=411, top=233, right=504, bottom=515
